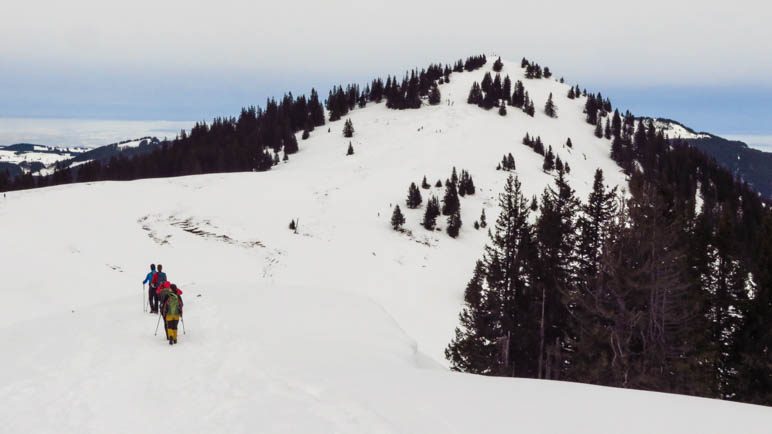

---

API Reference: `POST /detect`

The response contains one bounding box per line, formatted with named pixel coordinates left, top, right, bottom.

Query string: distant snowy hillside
left=0, top=137, right=161, bottom=178
left=1, top=58, right=769, bottom=433
left=649, top=118, right=711, bottom=140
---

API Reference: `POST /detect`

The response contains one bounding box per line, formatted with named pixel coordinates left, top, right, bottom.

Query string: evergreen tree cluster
left=447, top=123, right=772, bottom=405
left=522, top=133, right=546, bottom=155
left=468, top=74, right=533, bottom=115
left=497, top=153, right=516, bottom=171
left=343, top=119, right=355, bottom=137
left=584, top=91, right=613, bottom=126
left=492, top=56, right=504, bottom=72
left=522, top=58, right=551, bottom=79
left=458, top=169, right=475, bottom=196
left=406, top=182, right=423, bottom=208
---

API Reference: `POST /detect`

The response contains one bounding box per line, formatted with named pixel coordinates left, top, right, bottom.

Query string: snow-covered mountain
left=1, top=58, right=769, bottom=433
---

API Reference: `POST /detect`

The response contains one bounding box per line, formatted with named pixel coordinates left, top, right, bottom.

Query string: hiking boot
left=173, top=338, right=177, bottom=344
left=169, top=337, right=173, bottom=345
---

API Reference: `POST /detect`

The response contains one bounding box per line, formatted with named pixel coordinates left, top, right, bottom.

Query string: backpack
left=165, top=293, right=181, bottom=316
left=153, top=272, right=167, bottom=288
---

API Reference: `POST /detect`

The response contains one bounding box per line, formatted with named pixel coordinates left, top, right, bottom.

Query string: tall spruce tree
left=577, top=169, right=617, bottom=279
left=533, top=170, right=581, bottom=379
left=445, top=261, right=500, bottom=373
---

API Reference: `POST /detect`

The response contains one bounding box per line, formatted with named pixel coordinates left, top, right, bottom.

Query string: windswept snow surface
left=1, top=59, right=769, bottom=433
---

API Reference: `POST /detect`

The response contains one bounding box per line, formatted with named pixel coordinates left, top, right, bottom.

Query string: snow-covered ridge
left=1, top=58, right=768, bottom=433
left=648, top=118, right=712, bottom=140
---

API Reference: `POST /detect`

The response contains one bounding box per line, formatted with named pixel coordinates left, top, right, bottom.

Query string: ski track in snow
left=1, top=58, right=769, bottom=433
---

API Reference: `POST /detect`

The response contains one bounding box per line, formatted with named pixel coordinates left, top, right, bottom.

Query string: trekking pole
left=154, top=312, right=162, bottom=336
left=181, top=316, right=186, bottom=335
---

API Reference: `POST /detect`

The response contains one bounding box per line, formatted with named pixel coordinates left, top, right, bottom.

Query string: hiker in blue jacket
left=142, top=264, right=158, bottom=313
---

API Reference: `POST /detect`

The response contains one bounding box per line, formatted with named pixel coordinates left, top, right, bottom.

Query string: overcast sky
left=2, top=0, right=771, bottom=142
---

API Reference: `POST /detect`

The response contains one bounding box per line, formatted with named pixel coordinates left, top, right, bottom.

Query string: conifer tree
left=555, top=156, right=564, bottom=173
left=428, top=83, right=441, bottom=105
left=524, top=96, right=535, bottom=117
left=423, top=196, right=441, bottom=230
left=406, top=182, right=423, bottom=208
left=451, top=167, right=459, bottom=186
left=566, top=137, right=573, bottom=148
left=346, top=142, right=354, bottom=155
left=604, top=118, right=612, bottom=139
left=445, top=261, right=499, bottom=373
left=543, top=146, right=555, bottom=171
left=479, top=208, right=487, bottom=228
left=442, top=182, right=460, bottom=216
left=544, top=93, right=557, bottom=118
left=435, top=179, right=442, bottom=188
left=502, top=75, right=512, bottom=103
left=611, top=109, right=622, bottom=138
left=577, top=169, right=617, bottom=279
left=343, top=118, right=355, bottom=137
left=499, top=103, right=507, bottom=116
left=533, top=170, right=581, bottom=379
left=391, top=205, right=406, bottom=230
left=493, top=57, right=504, bottom=72
left=567, top=87, right=575, bottom=99
left=467, top=82, right=483, bottom=105
left=447, top=210, right=462, bottom=238
left=284, top=131, right=299, bottom=154
left=594, top=117, right=603, bottom=138
left=421, top=176, right=430, bottom=189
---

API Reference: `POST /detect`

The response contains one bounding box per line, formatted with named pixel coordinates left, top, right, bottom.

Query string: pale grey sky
left=1, top=0, right=771, bottom=144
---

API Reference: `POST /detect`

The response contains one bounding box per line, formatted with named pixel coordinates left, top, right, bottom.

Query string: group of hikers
left=142, top=264, right=183, bottom=345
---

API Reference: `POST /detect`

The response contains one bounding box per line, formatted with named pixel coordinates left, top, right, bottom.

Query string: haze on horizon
left=2, top=0, right=771, bottom=144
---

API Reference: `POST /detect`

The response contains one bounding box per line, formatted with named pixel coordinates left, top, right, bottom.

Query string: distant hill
left=0, top=137, right=161, bottom=178
left=650, top=119, right=772, bottom=198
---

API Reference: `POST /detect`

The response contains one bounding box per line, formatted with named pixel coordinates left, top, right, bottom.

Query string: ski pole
left=181, top=316, right=186, bottom=335
left=143, top=284, right=146, bottom=313
left=154, top=312, right=162, bottom=336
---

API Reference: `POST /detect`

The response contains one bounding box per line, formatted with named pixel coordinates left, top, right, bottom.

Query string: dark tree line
left=447, top=126, right=772, bottom=405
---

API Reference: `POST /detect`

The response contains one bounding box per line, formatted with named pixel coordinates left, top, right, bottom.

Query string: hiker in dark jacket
left=142, top=264, right=157, bottom=313
left=159, top=282, right=183, bottom=345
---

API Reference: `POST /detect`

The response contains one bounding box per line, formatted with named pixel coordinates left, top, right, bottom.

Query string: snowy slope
left=1, top=59, right=769, bottom=433
left=651, top=118, right=712, bottom=140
